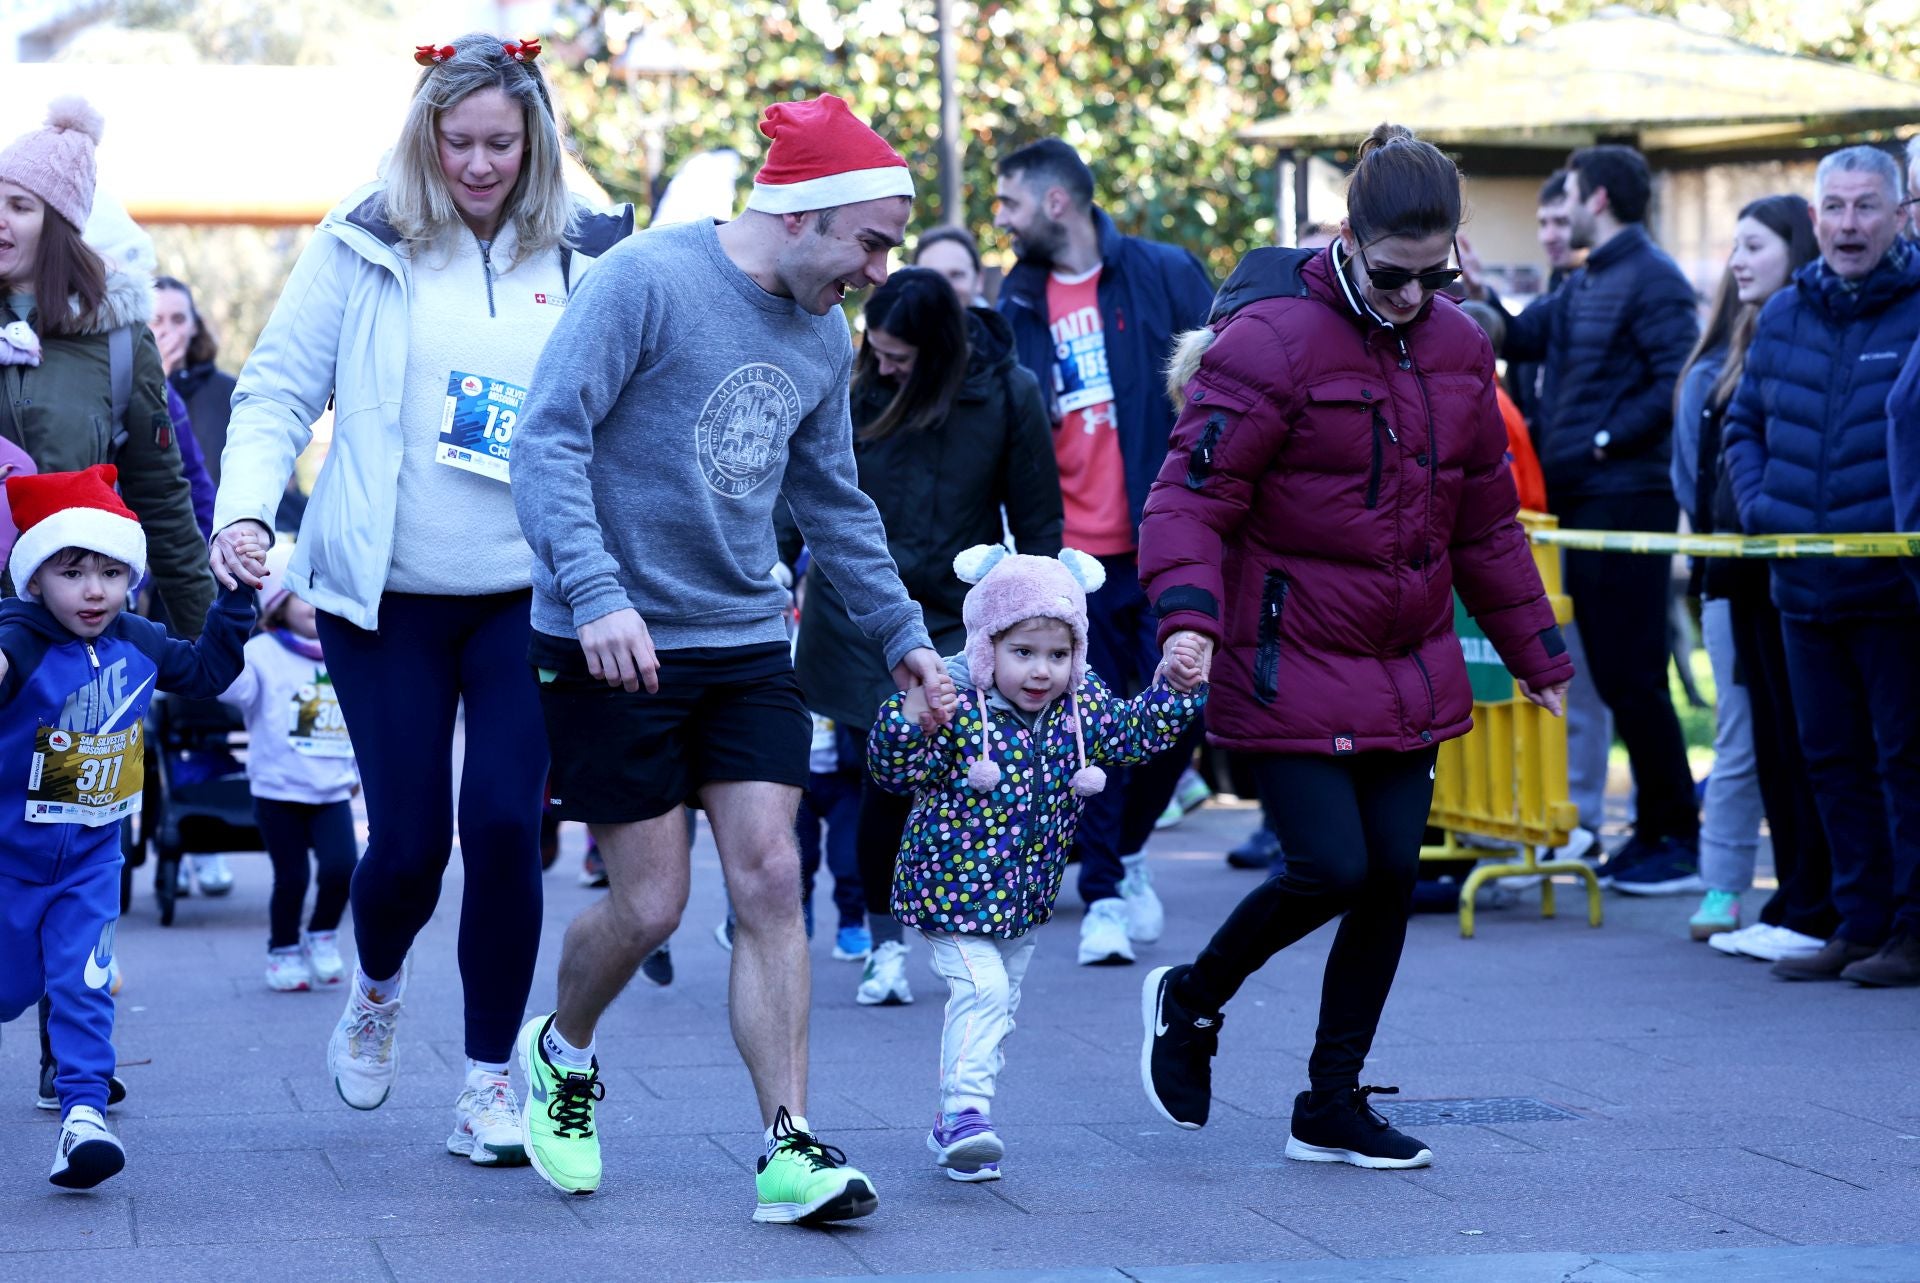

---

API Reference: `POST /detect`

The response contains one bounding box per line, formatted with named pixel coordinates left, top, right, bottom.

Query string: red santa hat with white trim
left=745, top=94, right=914, bottom=215
left=6, top=464, right=147, bottom=593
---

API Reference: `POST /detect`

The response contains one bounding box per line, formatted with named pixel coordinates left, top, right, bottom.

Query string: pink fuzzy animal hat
left=953, top=544, right=1108, bottom=798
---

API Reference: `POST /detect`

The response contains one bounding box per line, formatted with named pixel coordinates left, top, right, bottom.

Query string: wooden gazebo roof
left=1242, top=7, right=1920, bottom=155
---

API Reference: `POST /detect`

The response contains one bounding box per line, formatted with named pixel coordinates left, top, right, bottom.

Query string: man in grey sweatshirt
left=510, top=95, right=958, bottom=1222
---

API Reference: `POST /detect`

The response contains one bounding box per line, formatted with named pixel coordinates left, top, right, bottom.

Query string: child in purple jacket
left=868, top=545, right=1207, bottom=1183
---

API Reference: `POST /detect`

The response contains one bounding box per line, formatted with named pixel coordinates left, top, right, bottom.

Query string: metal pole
left=935, top=0, right=961, bottom=224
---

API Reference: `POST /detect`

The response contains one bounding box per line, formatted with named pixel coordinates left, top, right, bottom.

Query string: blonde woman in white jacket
left=208, top=33, right=633, bottom=1166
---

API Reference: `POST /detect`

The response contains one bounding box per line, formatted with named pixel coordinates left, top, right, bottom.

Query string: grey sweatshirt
left=513, top=219, right=931, bottom=665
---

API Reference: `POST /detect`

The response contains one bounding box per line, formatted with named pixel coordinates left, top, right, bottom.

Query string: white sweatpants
left=922, top=929, right=1039, bottom=1116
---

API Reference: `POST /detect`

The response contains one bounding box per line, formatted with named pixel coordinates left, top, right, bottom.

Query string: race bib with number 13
left=436, top=370, right=525, bottom=484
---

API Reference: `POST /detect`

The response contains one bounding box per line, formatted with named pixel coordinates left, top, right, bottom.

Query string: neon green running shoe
left=515, top=1014, right=604, bottom=1196
left=752, top=1107, right=879, bottom=1224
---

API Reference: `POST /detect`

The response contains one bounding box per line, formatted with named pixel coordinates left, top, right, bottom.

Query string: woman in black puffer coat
left=781, top=267, right=1062, bottom=1003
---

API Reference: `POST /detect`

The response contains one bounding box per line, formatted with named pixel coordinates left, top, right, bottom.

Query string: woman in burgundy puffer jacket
left=1137, top=125, right=1573, bottom=1170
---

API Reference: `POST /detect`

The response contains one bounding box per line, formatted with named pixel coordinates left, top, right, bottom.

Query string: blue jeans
left=797, top=738, right=867, bottom=933
left=1072, top=553, right=1205, bottom=903
left=1699, top=598, right=1763, bottom=892
left=1780, top=614, right=1920, bottom=944
left=1562, top=617, right=1614, bottom=832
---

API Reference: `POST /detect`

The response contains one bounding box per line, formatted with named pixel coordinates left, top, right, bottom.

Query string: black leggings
left=857, top=775, right=912, bottom=919
left=1726, top=591, right=1838, bottom=940
left=316, top=591, right=548, bottom=1065
left=256, top=798, right=358, bottom=951
left=1180, top=747, right=1438, bottom=1091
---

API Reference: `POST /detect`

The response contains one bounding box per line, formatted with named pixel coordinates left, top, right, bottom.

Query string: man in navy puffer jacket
left=1723, top=145, right=1920, bottom=988
left=993, top=138, right=1214, bottom=963
left=1501, top=145, right=1702, bottom=888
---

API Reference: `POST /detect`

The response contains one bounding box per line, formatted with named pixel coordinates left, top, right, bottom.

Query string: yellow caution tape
left=1529, top=529, right=1920, bottom=558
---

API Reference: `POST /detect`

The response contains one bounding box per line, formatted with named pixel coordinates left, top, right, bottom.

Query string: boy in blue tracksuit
left=0, top=465, right=254, bottom=1189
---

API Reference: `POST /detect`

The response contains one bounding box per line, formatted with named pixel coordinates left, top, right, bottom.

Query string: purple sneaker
left=926, top=1108, right=1004, bottom=1179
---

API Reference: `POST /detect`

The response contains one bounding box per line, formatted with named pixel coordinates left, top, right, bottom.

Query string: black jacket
left=997, top=207, right=1214, bottom=533
left=170, top=361, right=236, bottom=485
left=1504, top=224, right=1699, bottom=503
left=785, top=308, right=1064, bottom=729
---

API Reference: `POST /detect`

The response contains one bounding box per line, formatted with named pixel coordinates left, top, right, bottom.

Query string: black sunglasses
left=1358, top=239, right=1463, bottom=293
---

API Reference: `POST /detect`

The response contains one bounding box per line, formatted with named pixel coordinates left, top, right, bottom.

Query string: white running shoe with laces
left=266, top=948, right=313, bottom=992
left=328, top=968, right=404, bottom=1109
left=855, top=940, right=913, bottom=1006
left=447, top=1070, right=528, bottom=1165
left=1119, top=855, right=1164, bottom=943
left=1079, top=898, right=1136, bottom=966
left=304, top=931, right=346, bottom=986
left=50, top=1106, right=124, bottom=1190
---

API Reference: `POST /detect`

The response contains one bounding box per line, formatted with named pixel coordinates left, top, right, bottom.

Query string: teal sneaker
left=1689, top=889, right=1741, bottom=941
left=516, top=1014, right=604, bottom=1195
left=752, top=1107, right=878, bottom=1224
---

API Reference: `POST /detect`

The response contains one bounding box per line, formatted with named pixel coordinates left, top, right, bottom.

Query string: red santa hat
left=745, top=94, right=914, bottom=215
left=6, top=464, right=147, bottom=594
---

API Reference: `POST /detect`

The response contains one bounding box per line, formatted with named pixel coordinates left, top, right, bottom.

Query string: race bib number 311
left=436, top=370, right=525, bottom=483
left=27, top=722, right=144, bottom=828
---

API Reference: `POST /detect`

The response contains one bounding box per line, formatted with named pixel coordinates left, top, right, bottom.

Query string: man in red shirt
left=993, top=138, right=1215, bottom=966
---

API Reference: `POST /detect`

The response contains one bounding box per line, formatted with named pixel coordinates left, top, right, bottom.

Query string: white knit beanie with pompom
left=0, top=97, right=105, bottom=232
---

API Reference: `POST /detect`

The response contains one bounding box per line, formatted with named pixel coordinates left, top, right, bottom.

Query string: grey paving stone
left=0, top=1193, right=132, bottom=1251
left=0, top=1236, right=389, bottom=1283
left=6, top=798, right=1920, bottom=1281
left=376, top=1223, right=873, bottom=1282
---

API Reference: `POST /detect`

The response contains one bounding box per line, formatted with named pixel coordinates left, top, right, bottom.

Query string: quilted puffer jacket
left=1138, top=243, right=1571, bottom=755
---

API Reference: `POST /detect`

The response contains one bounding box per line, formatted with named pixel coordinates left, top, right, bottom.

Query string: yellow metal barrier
left=1422, top=523, right=1916, bottom=937
left=1421, top=512, right=1600, bottom=937
left=1529, top=529, right=1920, bottom=558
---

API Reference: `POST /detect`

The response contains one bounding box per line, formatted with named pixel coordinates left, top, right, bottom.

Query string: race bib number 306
left=27, top=722, right=144, bottom=827
left=436, top=370, right=526, bottom=483
left=290, top=671, right=355, bottom=758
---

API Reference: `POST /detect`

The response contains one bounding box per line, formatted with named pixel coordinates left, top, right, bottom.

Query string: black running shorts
left=530, top=634, right=810, bottom=824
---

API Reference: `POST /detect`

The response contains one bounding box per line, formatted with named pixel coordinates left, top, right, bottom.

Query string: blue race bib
left=435, top=370, right=525, bottom=483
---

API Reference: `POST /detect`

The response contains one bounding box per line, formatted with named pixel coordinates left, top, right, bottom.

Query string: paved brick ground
left=3, top=796, right=1918, bottom=1281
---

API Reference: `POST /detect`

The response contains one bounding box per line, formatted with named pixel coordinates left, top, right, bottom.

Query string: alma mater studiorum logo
left=695, top=363, right=801, bottom=498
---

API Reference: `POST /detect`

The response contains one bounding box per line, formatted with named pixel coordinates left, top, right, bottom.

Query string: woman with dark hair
left=782, top=266, right=1062, bottom=1006
left=0, top=99, right=212, bottom=627
left=151, top=275, right=234, bottom=481
left=1675, top=196, right=1836, bottom=958
left=1136, top=124, right=1572, bottom=1169
left=910, top=225, right=988, bottom=306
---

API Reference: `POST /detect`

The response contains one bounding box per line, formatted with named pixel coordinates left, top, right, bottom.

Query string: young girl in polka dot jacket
left=868, top=544, right=1208, bottom=1183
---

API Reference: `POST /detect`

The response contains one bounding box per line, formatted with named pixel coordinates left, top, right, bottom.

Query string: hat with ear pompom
left=0, top=97, right=105, bottom=231
left=951, top=544, right=1109, bottom=797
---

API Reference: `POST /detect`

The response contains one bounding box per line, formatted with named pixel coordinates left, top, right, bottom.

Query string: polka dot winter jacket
left=867, top=668, right=1206, bottom=939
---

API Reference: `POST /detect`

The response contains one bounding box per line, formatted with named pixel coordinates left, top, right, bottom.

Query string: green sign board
left=1454, top=595, right=1516, bottom=704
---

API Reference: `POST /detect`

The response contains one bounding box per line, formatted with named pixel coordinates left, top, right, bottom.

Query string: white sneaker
left=1120, top=854, right=1164, bottom=943
left=304, top=931, right=346, bottom=986
left=1078, top=898, right=1136, bottom=966
left=1710, top=923, right=1824, bottom=962
left=856, top=940, right=913, bottom=1006
left=1544, top=826, right=1600, bottom=866
left=447, top=1070, right=527, bottom=1166
left=328, top=968, right=404, bottom=1110
left=191, top=854, right=235, bottom=896
left=265, top=948, right=313, bottom=992
left=50, top=1106, right=124, bottom=1190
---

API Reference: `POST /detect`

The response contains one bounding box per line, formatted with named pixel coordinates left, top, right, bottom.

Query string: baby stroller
left=134, top=693, right=261, bottom=926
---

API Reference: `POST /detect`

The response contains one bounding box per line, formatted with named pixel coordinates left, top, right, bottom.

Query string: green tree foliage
left=548, top=0, right=1920, bottom=280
